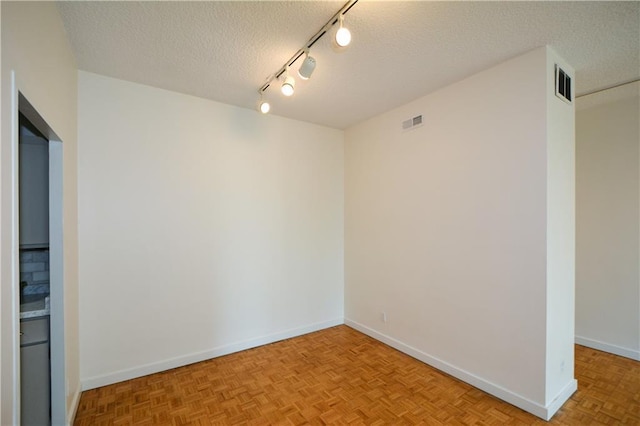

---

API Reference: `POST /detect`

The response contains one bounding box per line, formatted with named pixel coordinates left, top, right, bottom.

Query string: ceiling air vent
left=555, top=64, right=572, bottom=104
left=402, top=114, right=423, bottom=131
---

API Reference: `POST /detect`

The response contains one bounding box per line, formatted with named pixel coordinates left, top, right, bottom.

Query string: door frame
left=12, top=75, right=67, bottom=425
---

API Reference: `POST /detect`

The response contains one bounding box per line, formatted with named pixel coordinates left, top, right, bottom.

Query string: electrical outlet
left=560, top=360, right=565, bottom=373
left=381, top=312, right=387, bottom=323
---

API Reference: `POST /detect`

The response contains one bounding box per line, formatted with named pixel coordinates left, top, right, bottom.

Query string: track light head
left=298, top=52, right=316, bottom=80
left=281, top=74, right=295, bottom=97
left=256, top=91, right=270, bottom=114
left=258, top=100, right=270, bottom=114
left=334, top=14, right=351, bottom=48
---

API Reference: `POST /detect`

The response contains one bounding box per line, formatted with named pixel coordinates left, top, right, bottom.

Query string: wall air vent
left=555, top=65, right=572, bottom=104
left=402, top=114, right=423, bottom=131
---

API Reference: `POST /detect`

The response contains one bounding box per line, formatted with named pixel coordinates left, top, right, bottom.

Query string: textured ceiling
left=57, top=1, right=640, bottom=129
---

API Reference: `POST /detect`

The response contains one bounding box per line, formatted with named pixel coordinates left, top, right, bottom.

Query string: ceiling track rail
left=259, top=0, right=358, bottom=94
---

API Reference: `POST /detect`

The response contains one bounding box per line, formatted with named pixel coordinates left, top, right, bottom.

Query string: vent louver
left=402, top=114, right=423, bottom=131
left=555, top=65, right=572, bottom=104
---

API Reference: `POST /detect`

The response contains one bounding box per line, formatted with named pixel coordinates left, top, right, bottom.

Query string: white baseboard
left=81, top=318, right=344, bottom=391
left=575, top=335, right=640, bottom=361
left=345, top=318, right=575, bottom=421
left=546, top=378, right=578, bottom=420
left=67, top=388, right=82, bottom=426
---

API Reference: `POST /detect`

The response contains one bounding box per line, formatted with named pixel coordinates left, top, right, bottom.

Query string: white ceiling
left=57, top=1, right=639, bottom=129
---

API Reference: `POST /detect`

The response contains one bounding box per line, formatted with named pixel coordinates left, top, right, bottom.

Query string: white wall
left=77, top=72, right=344, bottom=388
left=576, top=82, right=640, bottom=360
left=1, top=2, right=79, bottom=424
left=545, top=49, right=576, bottom=406
left=344, top=47, right=575, bottom=420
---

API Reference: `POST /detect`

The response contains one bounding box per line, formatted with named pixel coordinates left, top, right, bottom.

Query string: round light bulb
left=259, top=101, right=270, bottom=114
left=281, top=75, right=295, bottom=96
left=335, top=26, right=351, bottom=47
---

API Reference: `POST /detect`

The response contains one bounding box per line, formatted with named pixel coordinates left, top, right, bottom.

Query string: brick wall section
left=20, top=248, right=50, bottom=296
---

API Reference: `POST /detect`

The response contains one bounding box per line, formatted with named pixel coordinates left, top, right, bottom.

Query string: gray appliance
left=20, top=317, right=50, bottom=426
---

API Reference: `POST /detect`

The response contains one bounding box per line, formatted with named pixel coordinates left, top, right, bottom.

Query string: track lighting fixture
left=258, top=99, right=270, bottom=114
left=257, top=91, right=271, bottom=114
left=334, top=14, right=352, bottom=48
left=281, top=71, right=295, bottom=96
left=256, top=0, right=358, bottom=114
left=298, top=50, right=317, bottom=80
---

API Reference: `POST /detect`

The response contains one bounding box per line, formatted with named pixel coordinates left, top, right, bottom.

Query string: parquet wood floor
left=73, top=325, right=640, bottom=425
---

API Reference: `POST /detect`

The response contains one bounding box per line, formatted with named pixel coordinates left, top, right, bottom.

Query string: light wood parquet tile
left=73, top=325, right=640, bottom=425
